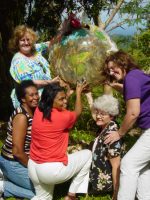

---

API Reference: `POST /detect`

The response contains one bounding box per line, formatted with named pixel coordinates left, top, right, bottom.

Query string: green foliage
left=112, top=29, right=150, bottom=71
left=120, top=0, right=150, bottom=27
left=137, top=29, right=150, bottom=56
left=113, top=90, right=125, bottom=127
left=80, top=194, right=111, bottom=200
left=27, top=0, right=65, bottom=37
left=132, top=49, right=150, bottom=70
left=76, top=0, right=118, bottom=25
left=128, top=29, right=150, bottom=70
left=124, top=134, right=139, bottom=152
left=5, top=196, right=112, bottom=200
left=111, top=34, right=133, bottom=51
left=70, top=129, right=95, bottom=144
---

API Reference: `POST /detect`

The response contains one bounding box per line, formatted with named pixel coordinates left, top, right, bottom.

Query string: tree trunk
left=0, top=0, right=27, bottom=120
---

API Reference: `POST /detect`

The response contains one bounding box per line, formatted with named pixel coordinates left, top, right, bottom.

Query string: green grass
left=5, top=196, right=111, bottom=199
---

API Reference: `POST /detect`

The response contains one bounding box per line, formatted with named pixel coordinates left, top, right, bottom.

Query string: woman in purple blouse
left=103, top=50, right=150, bottom=200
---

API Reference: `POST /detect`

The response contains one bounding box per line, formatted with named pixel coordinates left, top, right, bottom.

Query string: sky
left=110, top=23, right=139, bottom=35
left=81, top=10, right=144, bottom=36
left=101, top=11, right=144, bottom=36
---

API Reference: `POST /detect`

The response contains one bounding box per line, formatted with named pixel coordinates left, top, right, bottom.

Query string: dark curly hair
left=16, top=80, right=37, bottom=103
left=38, top=83, right=64, bottom=121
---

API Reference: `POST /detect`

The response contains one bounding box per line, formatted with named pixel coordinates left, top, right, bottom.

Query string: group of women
left=0, top=24, right=150, bottom=200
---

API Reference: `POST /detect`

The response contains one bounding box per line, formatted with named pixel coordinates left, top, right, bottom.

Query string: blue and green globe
left=49, top=25, right=117, bottom=87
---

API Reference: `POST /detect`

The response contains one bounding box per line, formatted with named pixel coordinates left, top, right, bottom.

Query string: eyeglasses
left=95, top=111, right=109, bottom=117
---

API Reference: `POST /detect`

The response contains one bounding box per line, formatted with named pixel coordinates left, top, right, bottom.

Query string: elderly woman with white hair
left=86, top=94, right=125, bottom=200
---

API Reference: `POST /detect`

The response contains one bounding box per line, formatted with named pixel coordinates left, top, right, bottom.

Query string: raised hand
left=76, top=80, right=88, bottom=95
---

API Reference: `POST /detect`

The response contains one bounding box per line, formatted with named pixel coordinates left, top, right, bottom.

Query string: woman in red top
left=28, top=82, right=92, bottom=200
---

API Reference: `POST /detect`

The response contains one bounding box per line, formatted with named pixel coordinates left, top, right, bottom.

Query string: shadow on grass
left=53, top=181, right=111, bottom=200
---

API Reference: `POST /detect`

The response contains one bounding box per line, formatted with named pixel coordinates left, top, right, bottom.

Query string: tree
left=69, top=0, right=150, bottom=32
left=138, top=29, right=150, bottom=57
left=131, top=29, right=150, bottom=71
left=0, top=0, right=28, bottom=120
left=26, top=0, right=65, bottom=36
left=0, top=0, right=27, bottom=83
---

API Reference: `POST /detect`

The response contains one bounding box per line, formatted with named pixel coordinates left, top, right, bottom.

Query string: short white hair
left=93, top=94, right=119, bottom=116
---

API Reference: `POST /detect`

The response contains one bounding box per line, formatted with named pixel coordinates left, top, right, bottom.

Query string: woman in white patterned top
left=9, top=25, right=60, bottom=108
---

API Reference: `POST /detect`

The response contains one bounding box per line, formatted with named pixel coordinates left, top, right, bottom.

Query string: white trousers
left=118, top=129, right=150, bottom=200
left=28, top=149, right=92, bottom=200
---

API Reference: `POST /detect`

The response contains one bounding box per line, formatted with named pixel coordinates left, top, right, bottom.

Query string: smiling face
left=19, top=32, right=34, bottom=56
left=107, top=61, right=126, bottom=81
left=53, top=91, right=67, bottom=110
left=95, top=109, right=113, bottom=129
left=22, top=86, right=39, bottom=109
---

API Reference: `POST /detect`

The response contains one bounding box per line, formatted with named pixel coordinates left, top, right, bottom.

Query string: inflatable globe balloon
left=49, top=24, right=118, bottom=87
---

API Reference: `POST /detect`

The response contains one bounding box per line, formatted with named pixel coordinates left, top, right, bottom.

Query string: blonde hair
left=93, top=94, right=119, bottom=116
left=9, top=25, right=38, bottom=53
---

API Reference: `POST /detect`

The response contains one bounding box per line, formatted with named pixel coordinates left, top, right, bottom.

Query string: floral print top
left=10, top=42, right=51, bottom=108
left=89, top=121, right=125, bottom=193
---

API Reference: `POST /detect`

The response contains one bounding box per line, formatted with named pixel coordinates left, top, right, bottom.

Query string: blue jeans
left=0, top=156, right=35, bottom=199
